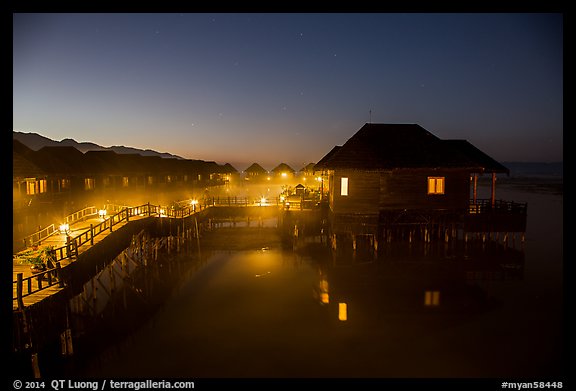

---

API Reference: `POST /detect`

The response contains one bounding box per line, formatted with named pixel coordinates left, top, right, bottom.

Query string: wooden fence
left=21, top=206, right=99, bottom=248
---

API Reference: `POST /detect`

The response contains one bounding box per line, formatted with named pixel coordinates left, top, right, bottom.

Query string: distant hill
left=13, top=131, right=184, bottom=159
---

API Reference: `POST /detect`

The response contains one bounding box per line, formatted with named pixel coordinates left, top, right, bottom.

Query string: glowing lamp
left=98, top=209, right=107, bottom=219
left=59, top=223, right=70, bottom=234
left=281, top=172, right=287, bottom=178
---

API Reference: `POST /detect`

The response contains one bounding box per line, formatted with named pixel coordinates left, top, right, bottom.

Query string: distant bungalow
left=271, top=163, right=295, bottom=179
left=13, top=139, right=234, bottom=250
left=298, top=162, right=317, bottom=180
left=314, top=123, right=527, bottom=248
left=243, top=162, right=268, bottom=181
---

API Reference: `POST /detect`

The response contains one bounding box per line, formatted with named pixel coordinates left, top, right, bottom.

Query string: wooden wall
left=379, top=169, right=470, bottom=210
left=330, top=169, right=380, bottom=215
left=329, top=168, right=470, bottom=215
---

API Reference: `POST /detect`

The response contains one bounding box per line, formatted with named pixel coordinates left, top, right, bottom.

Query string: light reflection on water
left=77, top=185, right=562, bottom=378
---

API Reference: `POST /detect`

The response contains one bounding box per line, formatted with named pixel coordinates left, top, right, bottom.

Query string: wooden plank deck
left=13, top=215, right=146, bottom=309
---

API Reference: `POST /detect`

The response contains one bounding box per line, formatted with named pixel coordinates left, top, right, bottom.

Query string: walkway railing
left=14, top=263, right=65, bottom=309
left=21, top=206, right=99, bottom=249
left=468, top=199, right=528, bottom=215
left=14, top=199, right=280, bottom=307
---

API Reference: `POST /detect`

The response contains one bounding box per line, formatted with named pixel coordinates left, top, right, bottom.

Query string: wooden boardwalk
left=13, top=198, right=283, bottom=310
left=13, top=205, right=153, bottom=310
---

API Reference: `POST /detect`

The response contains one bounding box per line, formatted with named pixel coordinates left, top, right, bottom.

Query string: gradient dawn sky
left=13, top=13, right=563, bottom=170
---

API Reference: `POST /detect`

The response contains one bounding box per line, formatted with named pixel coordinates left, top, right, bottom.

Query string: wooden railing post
left=17, top=273, right=24, bottom=310
left=74, top=238, right=79, bottom=258
left=56, top=262, right=64, bottom=288
left=110, top=215, right=114, bottom=232
left=66, top=236, right=71, bottom=258
left=147, top=202, right=151, bottom=216
left=126, top=208, right=130, bottom=222
left=90, top=224, right=94, bottom=245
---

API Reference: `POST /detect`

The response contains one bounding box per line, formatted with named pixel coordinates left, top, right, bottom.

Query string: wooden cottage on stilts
left=314, top=123, right=527, bottom=256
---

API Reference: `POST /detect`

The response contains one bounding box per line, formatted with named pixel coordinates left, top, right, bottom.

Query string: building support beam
left=491, top=173, right=497, bottom=208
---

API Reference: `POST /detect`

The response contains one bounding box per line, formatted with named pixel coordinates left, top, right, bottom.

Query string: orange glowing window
left=341, top=177, right=348, bottom=196
left=25, top=179, right=48, bottom=195
left=338, top=302, right=348, bottom=321
left=122, top=176, right=129, bottom=187
left=38, top=179, right=47, bottom=194
left=84, top=178, right=95, bottom=191
left=424, top=290, right=441, bottom=306
left=427, top=177, right=445, bottom=195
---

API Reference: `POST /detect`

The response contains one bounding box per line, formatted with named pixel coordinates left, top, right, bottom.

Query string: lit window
left=26, top=180, right=36, bottom=195
left=84, top=178, right=95, bottom=190
left=341, top=177, right=348, bottom=196
left=147, top=176, right=154, bottom=185
left=338, top=302, right=348, bottom=321
left=38, top=179, right=47, bottom=193
left=424, top=290, right=441, bottom=306
left=427, top=177, right=445, bottom=194
left=122, top=176, right=129, bottom=187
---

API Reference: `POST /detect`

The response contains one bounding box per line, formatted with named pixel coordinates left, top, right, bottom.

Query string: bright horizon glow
left=13, top=13, right=563, bottom=166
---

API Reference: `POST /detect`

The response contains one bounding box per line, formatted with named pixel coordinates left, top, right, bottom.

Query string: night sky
left=13, top=13, right=563, bottom=170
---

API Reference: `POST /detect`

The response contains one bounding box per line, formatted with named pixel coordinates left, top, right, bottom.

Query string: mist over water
left=69, top=181, right=562, bottom=378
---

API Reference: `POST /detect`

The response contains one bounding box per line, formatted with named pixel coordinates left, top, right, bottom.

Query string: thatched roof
left=315, top=146, right=341, bottom=172
left=221, top=163, right=239, bottom=173
left=13, top=151, right=46, bottom=179
left=244, top=163, right=268, bottom=175
left=271, top=162, right=295, bottom=174
left=299, top=162, right=316, bottom=174
left=315, top=123, right=507, bottom=174
left=441, top=140, right=509, bottom=174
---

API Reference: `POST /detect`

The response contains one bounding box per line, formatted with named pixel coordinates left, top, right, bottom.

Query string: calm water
left=74, top=183, right=563, bottom=378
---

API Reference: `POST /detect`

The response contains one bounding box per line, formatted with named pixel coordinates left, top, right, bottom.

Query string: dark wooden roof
left=33, top=146, right=90, bottom=175
left=244, top=163, right=268, bottom=174
left=271, top=162, right=295, bottom=174
left=13, top=151, right=46, bottom=179
left=441, top=140, right=509, bottom=174
left=315, top=123, right=505, bottom=173
left=221, top=163, right=239, bottom=173
left=314, top=146, right=341, bottom=171
left=84, top=150, right=123, bottom=175
left=299, top=162, right=316, bottom=173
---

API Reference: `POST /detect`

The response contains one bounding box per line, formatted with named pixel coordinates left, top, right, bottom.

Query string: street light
left=59, top=223, right=70, bottom=235
left=98, top=209, right=107, bottom=220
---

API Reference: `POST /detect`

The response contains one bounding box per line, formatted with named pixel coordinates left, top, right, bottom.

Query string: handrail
left=21, top=206, right=98, bottom=249
left=14, top=262, right=65, bottom=309
left=13, top=199, right=282, bottom=305
left=468, top=199, right=527, bottom=215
